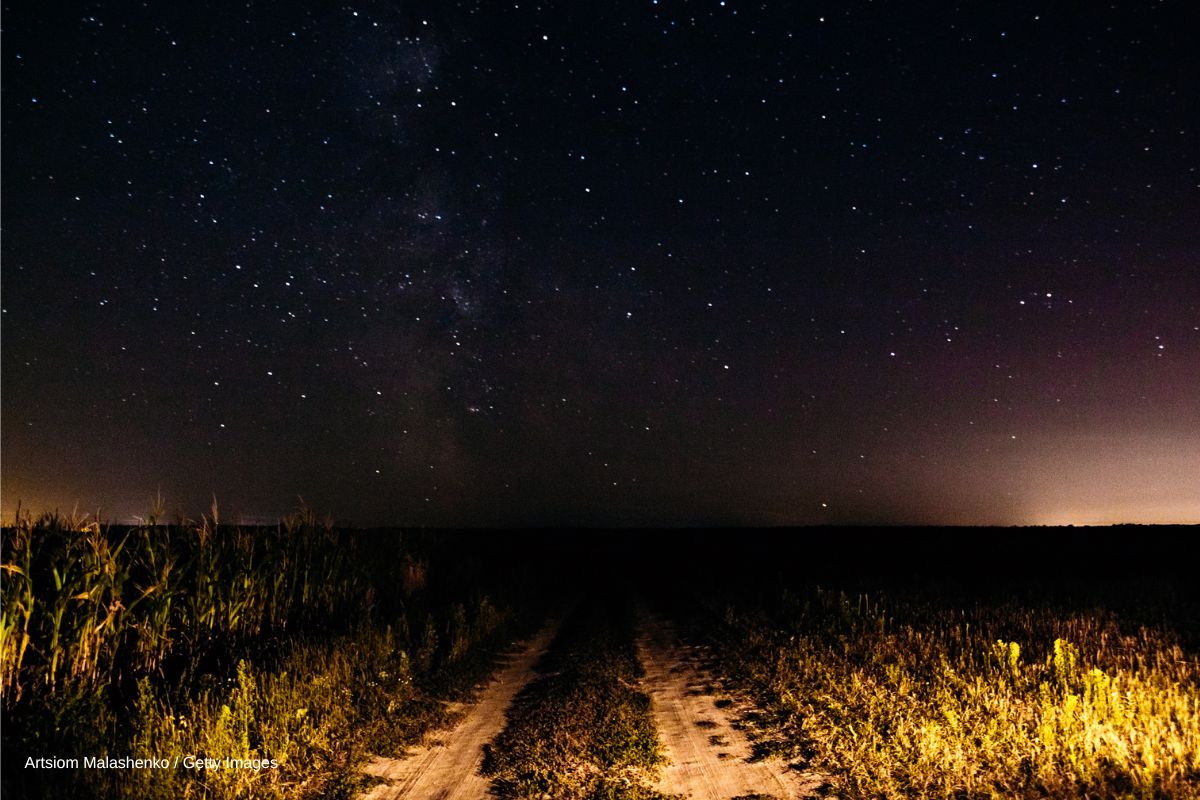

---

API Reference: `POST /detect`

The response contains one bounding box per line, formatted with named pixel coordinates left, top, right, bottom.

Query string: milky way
left=3, top=2, right=1198, bottom=525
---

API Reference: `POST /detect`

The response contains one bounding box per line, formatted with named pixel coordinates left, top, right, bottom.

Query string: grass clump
left=703, top=587, right=1200, bottom=799
left=483, top=594, right=670, bottom=800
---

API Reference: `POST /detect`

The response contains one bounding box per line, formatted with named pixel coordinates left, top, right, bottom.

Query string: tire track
left=636, top=613, right=827, bottom=800
left=361, top=622, right=557, bottom=800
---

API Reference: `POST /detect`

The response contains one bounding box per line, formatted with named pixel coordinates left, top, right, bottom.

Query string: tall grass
left=704, top=587, right=1200, bottom=799
left=3, top=508, right=372, bottom=703
left=1, top=505, right=538, bottom=800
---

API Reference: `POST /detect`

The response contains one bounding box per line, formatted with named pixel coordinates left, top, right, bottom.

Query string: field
left=3, top=520, right=1198, bottom=799
left=0, top=509, right=555, bottom=799
left=660, top=530, right=1200, bottom=799
left=702, top=590, right=1200, bottom=798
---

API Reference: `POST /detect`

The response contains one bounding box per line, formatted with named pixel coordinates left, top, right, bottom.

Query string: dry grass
left=708, top=587, right=1200, bottom=799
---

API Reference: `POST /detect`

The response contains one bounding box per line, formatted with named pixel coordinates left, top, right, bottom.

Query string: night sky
left=3, top=2, right=1198, bottom=526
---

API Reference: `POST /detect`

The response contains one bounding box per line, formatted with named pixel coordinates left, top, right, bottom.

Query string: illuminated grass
left=707, top=588, right=1200, bottom=799
left=483, top=596, right=669, bottom=800
left=1, top=508, right=537, bottom=800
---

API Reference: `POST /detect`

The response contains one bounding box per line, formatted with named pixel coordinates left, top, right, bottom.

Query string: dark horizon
left=8, top=500, right=1200, bottom=530
left=3, top=2, right=1198, bottom=526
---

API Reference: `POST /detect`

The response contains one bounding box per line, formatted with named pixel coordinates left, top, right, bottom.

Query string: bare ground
left=361, top=622, right=557, bottom=800
left=636, top=613, right=829, bottom=800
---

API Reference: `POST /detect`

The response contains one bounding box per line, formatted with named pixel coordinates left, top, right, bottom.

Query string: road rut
left=636, top=613, right=825, bottom=800
left=362, top=622, right=556, bottom=800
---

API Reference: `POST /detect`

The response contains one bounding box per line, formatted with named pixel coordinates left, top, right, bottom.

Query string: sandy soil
left=361, top=623, right=557, bottom=800
left=636, top=613, right=828, bottom=800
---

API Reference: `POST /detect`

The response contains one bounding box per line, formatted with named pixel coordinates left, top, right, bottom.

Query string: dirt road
left=361, top=623, right=557, bottom=800
left=636, top=613, right=827, bottom=800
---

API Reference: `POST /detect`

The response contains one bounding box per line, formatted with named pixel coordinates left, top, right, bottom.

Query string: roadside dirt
left=361, top=622, right=557, bottom=800
left=636, top=613, right=828, bottom=800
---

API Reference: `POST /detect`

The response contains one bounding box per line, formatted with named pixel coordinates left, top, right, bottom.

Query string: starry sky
left=3, top=1, right=1198, bottom=526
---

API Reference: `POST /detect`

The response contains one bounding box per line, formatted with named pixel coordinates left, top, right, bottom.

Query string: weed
left=700, top=586, right=1200, bottom=799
